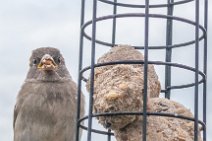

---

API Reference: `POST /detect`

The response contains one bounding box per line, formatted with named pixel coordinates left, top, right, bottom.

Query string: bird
left=86, top=45, right=161, bottom=130
left=13, top=47, right=84, bottom=141
left=114, top=98, right=202, bottom=141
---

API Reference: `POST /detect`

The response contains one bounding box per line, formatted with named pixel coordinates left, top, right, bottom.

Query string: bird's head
left=26, top=47, right=71, bottom=82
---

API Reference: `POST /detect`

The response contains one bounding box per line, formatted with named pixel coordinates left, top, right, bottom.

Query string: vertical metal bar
left=165, top=0, right=174, bottom=99
left=87, top=0, right=97, bottom=140
left=112, top=0, right=117, bottom=46
left=107, top=129, right=111, bottom=141
left=76, top=0, right=86, bottom=141
left=107, top=0, right=117, bottom=139
left=194, top=0, right=199, bottom=140
left=143, top=0, right=149, bottom=141
left=203, top=0, right=208, bottom=140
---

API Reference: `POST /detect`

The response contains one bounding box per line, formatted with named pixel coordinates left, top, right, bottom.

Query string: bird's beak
left=37, top=54, right=57, bottom=71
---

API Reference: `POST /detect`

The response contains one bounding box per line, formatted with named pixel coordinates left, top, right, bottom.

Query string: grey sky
left=0, top=0, right=211, bottom=141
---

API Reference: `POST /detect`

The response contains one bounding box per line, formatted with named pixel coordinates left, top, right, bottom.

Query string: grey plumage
left=14, top=47, right=84, bottom=141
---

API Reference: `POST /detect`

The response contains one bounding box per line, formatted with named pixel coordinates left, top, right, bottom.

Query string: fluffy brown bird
left=86, top=45, right=161, bottom=129
left=114, top=98, right=202, bottom=141
left=14, top=47, right=84, bottom=141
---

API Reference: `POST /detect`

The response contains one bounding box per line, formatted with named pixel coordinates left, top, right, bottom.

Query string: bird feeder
left=76, top=0, right=208, bottom=141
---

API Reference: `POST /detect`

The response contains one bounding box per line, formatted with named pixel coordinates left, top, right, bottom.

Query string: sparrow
left=13, top=47, right=84, bottom=141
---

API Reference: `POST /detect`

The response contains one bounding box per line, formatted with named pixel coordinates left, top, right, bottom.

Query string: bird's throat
left=37, top=71, right=61, bottom=82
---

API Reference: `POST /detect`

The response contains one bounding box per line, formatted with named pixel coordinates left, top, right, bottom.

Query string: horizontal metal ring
left=78, top=111, right=205, bottom=135
left=98, top=0, right=194, bottom=8
left=80, top=60, right=205, bottom=91
left=82, top=13, right=206, bottom=49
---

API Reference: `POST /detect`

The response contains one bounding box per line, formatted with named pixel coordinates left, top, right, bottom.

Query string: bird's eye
left=32, top=59, right=38, bottom=65
left=57, top=57, right=61, bottom=64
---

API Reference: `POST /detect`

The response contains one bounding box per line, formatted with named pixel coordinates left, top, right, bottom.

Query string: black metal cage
left=76, top=0, right=208, bottom=141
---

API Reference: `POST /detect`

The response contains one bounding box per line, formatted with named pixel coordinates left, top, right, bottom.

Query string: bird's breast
left=17, top=82, right=76, bottom=128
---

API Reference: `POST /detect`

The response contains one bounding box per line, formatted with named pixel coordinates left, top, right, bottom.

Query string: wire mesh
left=76, top=0, right=208, bottom=141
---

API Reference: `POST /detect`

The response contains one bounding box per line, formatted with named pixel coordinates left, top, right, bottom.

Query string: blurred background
left=0, top=0, right=211, bottom=140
